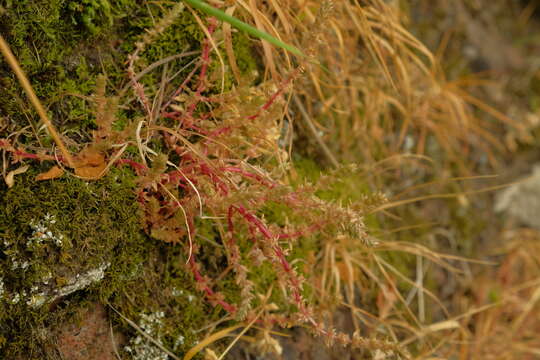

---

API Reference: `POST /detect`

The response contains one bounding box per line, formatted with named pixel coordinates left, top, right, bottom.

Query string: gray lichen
left=495, top=164, right=540, bottom=229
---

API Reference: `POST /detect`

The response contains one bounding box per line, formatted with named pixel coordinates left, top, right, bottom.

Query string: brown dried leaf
left=76, top=147, right=105, bottom=167
left=36, top=166, right=64, bottom=181
left=376, top=282, right=398, bottom=320
left=74, top=163, right=107, bottom=179
left=74, top=147, right=107, bottom=179
left=5, top=165, right=29, bottom=188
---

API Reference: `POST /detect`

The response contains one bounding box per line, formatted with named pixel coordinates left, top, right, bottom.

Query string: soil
left=55, top=303, right=124, bottom=360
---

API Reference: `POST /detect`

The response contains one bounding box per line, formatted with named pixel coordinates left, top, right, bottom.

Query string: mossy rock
left=0, top=168, right=230, bottom=358
left=0, top=168, right=141, bottom=356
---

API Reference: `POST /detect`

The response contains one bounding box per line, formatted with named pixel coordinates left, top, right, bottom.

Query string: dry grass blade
left=293, top=95, right=339, bottom=167
left=216, top=306, right=265, bottom=360
left=119, top=49, right=199, bottom=96
left=183, top=324, right=243, bottom=360
left=223, top=5, right=242, bottom=85
left=369, top=178, right=531, bottom=214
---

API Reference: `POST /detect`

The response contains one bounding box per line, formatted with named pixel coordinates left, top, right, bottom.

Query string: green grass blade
left=183, top=0, right=305, bottom=57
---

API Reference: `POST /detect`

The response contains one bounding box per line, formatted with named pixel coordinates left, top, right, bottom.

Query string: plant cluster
left=112, top=6, right=402, bottom=350
left=5, top=0, right=533, bottom=358
left=0, top=1, right=408, bottom=357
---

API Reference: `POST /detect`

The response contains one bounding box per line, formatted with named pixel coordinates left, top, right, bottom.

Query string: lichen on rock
left=0, top=167, right=147, bottom=356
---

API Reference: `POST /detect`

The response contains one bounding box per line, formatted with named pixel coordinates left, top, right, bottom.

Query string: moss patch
left=0, top=168, right=236, bottom=358
left=0, top=167, right=144, bottom=357
left=0, top=0, right=257, bottom=136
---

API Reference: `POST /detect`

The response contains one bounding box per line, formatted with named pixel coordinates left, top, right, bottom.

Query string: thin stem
left=183, top=0, right=305, bottom=58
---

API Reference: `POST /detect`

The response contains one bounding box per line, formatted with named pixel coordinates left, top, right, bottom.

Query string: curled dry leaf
left=35, top=165, right=64, bottom=181
left=75, top=163, right=107, bottom=179
left=5, top=165, right=29, bottom=188
left=74, top=147, right=107, bottom=180
left=76, top=147, right=105, bottom=167
left=376, top=282, right=398, bottom=320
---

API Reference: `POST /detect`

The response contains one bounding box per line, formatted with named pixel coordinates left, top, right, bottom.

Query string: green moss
left=1, top=0, right=111, bottom=129
left=67, top=0, right=113, bottom=35
left=0, top=167, right=144, bottom=356
left=232, top=32, right=257, bottom=76
left=0, top=167, right=233, bottom=358
left=109, top=243, right=221, bottom=357
left=0, top=0, right=257, bottom=138
left=292, top=157, right=369, bottom=201
left=211, top=30, right=258, bottom=91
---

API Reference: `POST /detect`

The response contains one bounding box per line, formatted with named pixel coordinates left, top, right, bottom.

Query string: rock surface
left=495, top=165, right=540, bottom=229
left=56, top=303, right=124, bottom=360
